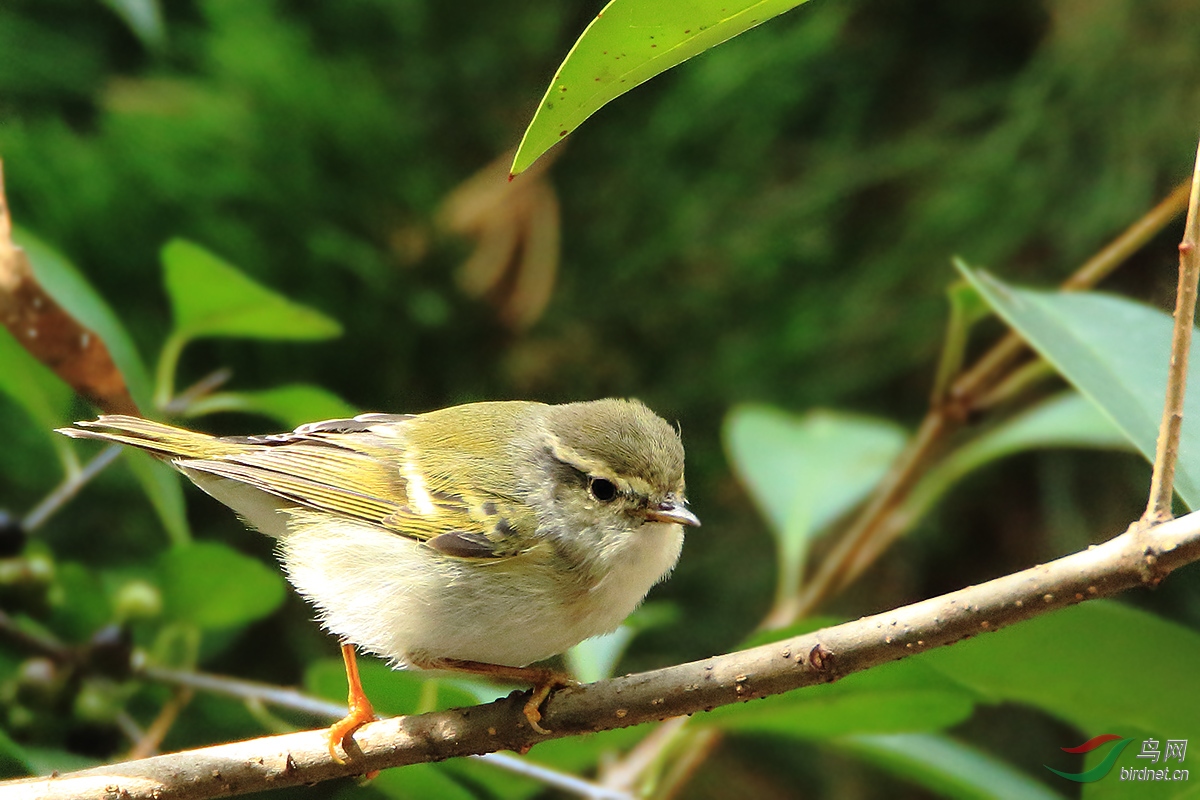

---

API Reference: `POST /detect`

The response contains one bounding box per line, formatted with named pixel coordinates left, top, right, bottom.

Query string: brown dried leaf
left=0, top=162, right=139, bottom=415
left=438, top=149, right=562, bottom=330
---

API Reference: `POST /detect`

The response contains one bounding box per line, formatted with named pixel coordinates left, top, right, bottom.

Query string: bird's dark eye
left=589, top=477, right=618, bottom=502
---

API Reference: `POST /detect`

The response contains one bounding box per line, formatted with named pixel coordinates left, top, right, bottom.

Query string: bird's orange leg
left=328, top=643, right=378, bottom=762
left=415, top=657, right=576, bottom=734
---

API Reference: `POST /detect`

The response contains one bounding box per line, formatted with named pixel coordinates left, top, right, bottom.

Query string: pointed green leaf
left=162, top=239, right=342, bottom=343
left=512, top=0, right=815, bottom=175
left=958, top=263, right=1200, bottom=507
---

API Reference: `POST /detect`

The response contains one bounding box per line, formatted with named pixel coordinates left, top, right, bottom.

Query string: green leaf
left=958, top=263, right=1200, bottom=507
left=99, top=0, right=165, bottom=50
left=183, top=384, right=358, bottom=429
left=703, top=658, right=976, bottom=738
left=305, top=657, right=478, bottom=717
left=724, top=405, right=906, bottom=602
left=565, top=626, right=634, bottom=684
left=157, top=239, right=342, bottom=407
left=511, top=0, right=815, bottom=175
left=904, top=392, right=1129, bottom=523
left=46, top=562, right=112, bottom=641
left=0, top=327, right=73, bottom=441
left=123, top=450, right=191, bottom=546
left=158, top=542, right=285, bottom=630
left=15, top=228, right=153, bottom=410
left=344, top=763, right=475, bottom=800
left=161, top=238, right=341, bottom=343
left=920, top=602, right=1200, bottom=737
left=0, top=716, right=33, bottom=776
left=840, top=733, right=1065, bottom=800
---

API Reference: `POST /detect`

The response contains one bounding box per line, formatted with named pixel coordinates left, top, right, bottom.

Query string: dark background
left=2, top=0, right=1199, bottom=796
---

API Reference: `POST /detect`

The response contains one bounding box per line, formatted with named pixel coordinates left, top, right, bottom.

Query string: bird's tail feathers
left=57, top=415, right=232, bottom=460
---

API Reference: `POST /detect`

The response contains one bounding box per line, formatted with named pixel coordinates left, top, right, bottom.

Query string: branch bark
left=7, top=508, right=1200, bottom=800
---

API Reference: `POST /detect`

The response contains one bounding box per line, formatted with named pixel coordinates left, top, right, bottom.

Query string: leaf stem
left=22, top=444, right=123, bottom=532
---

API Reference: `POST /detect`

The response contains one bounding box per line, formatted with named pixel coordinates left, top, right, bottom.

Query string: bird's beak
left=646, top=498, right=701, bottom=527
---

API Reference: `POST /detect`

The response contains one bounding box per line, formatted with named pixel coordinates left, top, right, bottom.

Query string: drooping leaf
left=158, top=542, right=285, bottom=630
left=724, top=405, right=905, bottom=601
left=958, top=263, right=1200, bottom=507
left=511, top=0, right=816, bottom=175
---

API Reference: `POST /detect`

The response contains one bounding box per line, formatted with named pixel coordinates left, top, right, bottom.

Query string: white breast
left=277, top=513, right=683, bottom=668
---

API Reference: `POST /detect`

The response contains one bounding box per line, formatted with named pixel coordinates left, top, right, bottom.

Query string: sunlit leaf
left=959, top=263, right=1200, bottom=507
left=512, top=0, right=815, bottom=175
left=161, top=239, right=342, bottom=343
left=99, top=0, right=165, bottom=50
left=158, top=542, right=285, bottom=630
left=565, top=626, right=634, bottom=684
left=724, top=405, right=905, bottom=601
left=841, top=733, right=1065, bottom=800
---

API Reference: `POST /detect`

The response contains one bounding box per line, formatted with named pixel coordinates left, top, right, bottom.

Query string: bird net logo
left=1046, top=735, right=1189, bottom=783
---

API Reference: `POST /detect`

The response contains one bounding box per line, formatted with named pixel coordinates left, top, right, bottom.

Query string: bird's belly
left=278, top=517, right=681, bottom=669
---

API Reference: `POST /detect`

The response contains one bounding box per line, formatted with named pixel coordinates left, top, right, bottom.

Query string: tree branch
left=7, top=507, right=1200, bottom=800
left=1144, top=140, right=1200, bottom=522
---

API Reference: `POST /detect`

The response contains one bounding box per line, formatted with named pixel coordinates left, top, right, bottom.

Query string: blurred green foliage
left=2, top=0, right=1200, bottom=797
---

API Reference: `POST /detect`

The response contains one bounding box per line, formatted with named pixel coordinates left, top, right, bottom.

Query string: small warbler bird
left=59, top=399, right=698, bottom=757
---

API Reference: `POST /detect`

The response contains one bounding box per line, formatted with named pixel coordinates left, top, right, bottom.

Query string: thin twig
left=161, top=368, right=234, bottom=416
left=22, top=445, right=122, bottom=532
left=126, top=688, right=194, bottom=761
left=789, top=180, right=1193, bottom=619
left=8, top=506, right=1200, bottom=800
left=1144, top=143, right=1200, bottom=523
